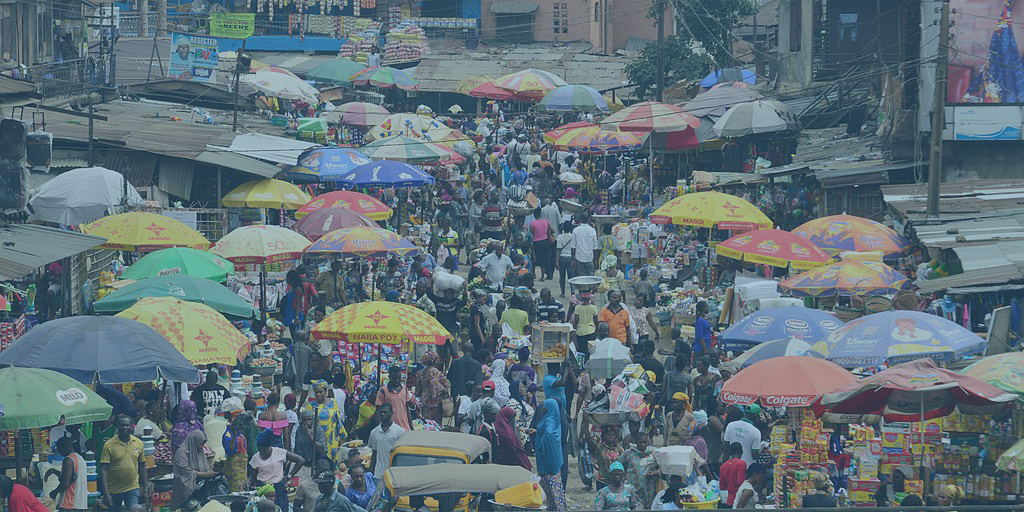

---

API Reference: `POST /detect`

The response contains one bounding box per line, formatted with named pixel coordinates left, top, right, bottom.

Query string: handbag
left=441, top=392, right=455, bottom=417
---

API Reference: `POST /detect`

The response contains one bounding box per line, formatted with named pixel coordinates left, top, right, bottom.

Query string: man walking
left=100, top=416, right=148, bottom=512
left=368, top=403, right=406, bottom=480
left=571, top=213, right=598, bottom=277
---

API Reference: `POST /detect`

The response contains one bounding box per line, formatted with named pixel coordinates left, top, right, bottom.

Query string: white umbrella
left=713, top=100, right=798, bottom=137
left=28, top=167, right=143, bottom=225
left=242, top=68, right=319, bottom=103
left=558, top=171, right=585, bottom=184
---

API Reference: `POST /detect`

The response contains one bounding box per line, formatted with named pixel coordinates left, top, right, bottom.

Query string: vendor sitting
left=874, top=466, right=910, bottom=507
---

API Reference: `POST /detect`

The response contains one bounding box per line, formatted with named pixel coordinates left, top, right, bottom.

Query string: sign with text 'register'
left=168, top=32, right=218, bottom=83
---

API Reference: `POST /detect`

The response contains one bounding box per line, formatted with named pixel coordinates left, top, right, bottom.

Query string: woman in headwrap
left=508, top=347, right=537, bottom=390
left=938, top=484, right=964, bottom=508
left=490, top=358, right=512, bottom=406
left=507, top=380, right=535, bottom=449
left=666, top=392, right=695, bottom=446
left=682, top=411, right=709, bottom=464
left=170, top=430, right=216, bottom=510
left=170, top=400, right=204, bottom=453
left=493, top=407, right=531, bottom=470
left=583, top=417, right=622, bottom=491
left=617, top=431, right=659, bottom=510
left=222, top=413, right=251, bottom=492
left=535, top=398, right=566, bottom=511
left=304, top=380, right=345, bottom=464
left=416, top=351, right=451, bottom=423
left=594, top=461, right=639, bottom=511
left=800, top=471, right=837, bottom=508
left=595, top=254, right=623, bottom=311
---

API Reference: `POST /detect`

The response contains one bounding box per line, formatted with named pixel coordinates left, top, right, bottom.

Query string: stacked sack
left=384, top=22, right=430, bottom=62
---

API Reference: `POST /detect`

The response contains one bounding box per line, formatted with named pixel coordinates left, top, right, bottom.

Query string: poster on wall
left=953, top=105, right=1022, bottom=140
left=168, top=32, right=219, bottom=82
left=948, top=0, right=1024, bottom=103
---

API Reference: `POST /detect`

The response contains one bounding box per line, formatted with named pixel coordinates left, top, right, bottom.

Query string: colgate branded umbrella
left=719, top=356, right=856, bottom=408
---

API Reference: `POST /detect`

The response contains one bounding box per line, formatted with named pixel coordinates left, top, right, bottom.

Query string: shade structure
left=385, top=464, right=533, bottom=497
left=700, top=68, right=757, bottom=88
left=296, top=191, right=392, bottom=221
left=0, top=367, right=112, bottom=430
left=681, top=87, right=767, bottom=118
left=366, top=113, right=448, bottom=141
left=962, top=352, right=1024, bottom=396
left=295, top=147, right=374, bottom=182
left=548, top=125, right=645, bottom=154
left=307, top=58, right=367, bottom=85
left=122, top=247, right=235, bottom=282
left=998, top=438, right=1024, bottom=471
left=455, top=75, right=497, bottom=95
left=305, top=226, right=419, bottom=258
left=210, top=225, right=311, bottom=264
left=312, top=301, right=450, bottom=344
left=80, top=212, right=210, bottom=252
left=350, top=66, right=420, bottom=91
left=292, top=208, right=377, bottom=241
left=792, top=214, right=910, bottom=255
left=601, top=101, right=701, bottom=151
left=117, top=297, right=251, bottom=365
left=324, top=102, right=390, bottom=128
left=360, top=135, right=450, bottom=163
left=27, top=166, right=144, bottom=225
left=334, top=160, right=435, bottom=189
left=468, top=81, right=516, bottom=100
left=719, top=306, right=844, bottom=351
left=713, top=100, right=799, bottom=137
left=0, top=316, right=199, bottom=384
left=221, top=178, right=311, bottom=209
left=718, top=356, right=856, bottom=408
left=543, top=121, right=597, bottom=143
left=493, top=68, right=568, bottom=98
left=715, top=228, right=832, bottom=269
left=817, top=359, right=1016, bottom=422
left=731, top=338, right=822, bottom=368
left=810, top=311, right=987, bottom=368
left=558, top=172, right=585, bottom=184
left=538, top=85, right=608, bottom=111
left=94, top=274, right=258, bottom=319
left=779, top=260, right=910, bottom=297
left=242, top=68, right=319, bottom=102
left=650, top=191, right=773, bottom=231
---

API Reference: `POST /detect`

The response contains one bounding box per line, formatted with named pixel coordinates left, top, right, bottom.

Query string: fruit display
left=541, top=343, right=567, bottom=358
left=270, top=341, right=286, bottom=351
left=253, top=357, right=279, bottom=368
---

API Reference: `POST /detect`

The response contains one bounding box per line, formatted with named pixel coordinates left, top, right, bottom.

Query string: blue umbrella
left=720, top=307, right=844, bottom=352
left=337, top=160, right=435, bottom=189
left=731, top=338, right=823, bottom=368
left=538, top=85, right=608, bottom=112
left=0, top=316, right=200, bottom=384
left=808, top=311, right=987, bottom=368
left=700, top=68, right=757, bottom=88
left=292, top=147, right=375, bottom=182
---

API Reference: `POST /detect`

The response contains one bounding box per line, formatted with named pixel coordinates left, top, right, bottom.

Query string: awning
left=209, top=133, right=318, bottom=166
left=0, top=225, right=107, bottom=280
left=196, top=151, right=283, bottom=179
left=490, top=1, right=539, bottom=14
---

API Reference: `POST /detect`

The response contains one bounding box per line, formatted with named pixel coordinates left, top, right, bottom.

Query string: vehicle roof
left=384, top=464, right=533, bottom=495
left=391, top=430, right=491, bottom=459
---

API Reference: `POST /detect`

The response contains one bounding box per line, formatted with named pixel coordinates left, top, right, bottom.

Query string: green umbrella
left=94, top=274, right=257, bottom=319
left=122, top=247, right=235, bottom=282
left=307, top=58, right=367, bottom=86
left=361, top=135, right=450, bottom=163
left=0, top=367, right=112, bottom=429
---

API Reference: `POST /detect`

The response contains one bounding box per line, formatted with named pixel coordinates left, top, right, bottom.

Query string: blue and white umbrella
left=337, top=160, right=435, bottom=189
left=720, top=307, right=844, bottom=352
left=731, top=338, right=823, bottom=368
left=290, top=147, right=374, bottom=182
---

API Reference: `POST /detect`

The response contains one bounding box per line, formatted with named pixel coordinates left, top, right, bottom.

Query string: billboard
left=953, top=105, right=1022, bottom=139
left=948, top=0, right=1024, bottom=103
left=168, top=32, right=219, bottom=82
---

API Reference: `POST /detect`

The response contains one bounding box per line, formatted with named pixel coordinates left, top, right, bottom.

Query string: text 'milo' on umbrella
left=94, top=274, right=258, bottom=319
left=779, top=260, right=910, bottom=297
left=118, top=297, right=251, bottom=366
left=121, top=247, right=235, bottom=282
left=209, top=225, right=311, bottom=318
left=296, top=190, right=392, bottom=221
left=360, top=135, right=451, bottom=164
left=650, top=191, right=773, bottom=231
left=538, top=85, right=609, bottom=112
left=719, top=306, right=844, bottom=352
left=809, top=311, right=988, bottom=368
left=305, top=226, right=420, bottom=259
left=962, top=352, right=1024, bottom=396
left=291, top=147, right=373, bottom=183
left=312, top=301, right=450, bottom=346
left=80, top=211, right=211, bottom=252
left=718, top=356, right=857, bottom=408
left=0, top=316, right=198, bottom=384
left=715, top=228, right=832, bottom=269
left=322, top=102, right=390, bottom=128
left=292, top=208, right=377, bottom=241
left=0, top=367, right=112, bottom=429
left=221, top=178, right=312, bottom=209
left=793, top=214, right=910, bottom=256
left=27, top=166, right=144, bottom=225
left=730, top=338, right=824, bottom=369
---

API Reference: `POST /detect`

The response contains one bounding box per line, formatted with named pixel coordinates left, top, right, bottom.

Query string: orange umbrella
left=719, top=356, right=856, bottom=408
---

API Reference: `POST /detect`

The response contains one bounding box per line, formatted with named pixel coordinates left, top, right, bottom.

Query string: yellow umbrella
left=210, top=225, right=311, bottom=264
left=221, top=179, right=311, bottom=209
left=649, top=191, right=773, bottom=231
left=312, top=301, right=450, bottom=345
left=117, top=297, right=250, bottom=365
left=455, top=75, right=497, bottom=96
left=81, top=212, right=210, bottom=252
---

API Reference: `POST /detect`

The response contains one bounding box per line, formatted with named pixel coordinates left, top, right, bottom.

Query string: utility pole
left=156, top=0, right=166, bottom=37
left=655, top=0, right=665, bottom=101
left=232, top=40, right=247, bottom=132
left=139, top=0, right=149, bottom=39
left=926, top=0, right=950, bottom=221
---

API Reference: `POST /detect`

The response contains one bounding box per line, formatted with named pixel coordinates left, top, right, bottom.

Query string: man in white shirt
left=476, top=242, right=514, bottom=291
left=540, top=196, right=561, bottom=229
left=367, top=46, right=381, bottom=67
left=571, top=213, right=599, bottom=276
left=368, top=403, right=406, bottom=479
left=723, top=404, right=762, bottom=465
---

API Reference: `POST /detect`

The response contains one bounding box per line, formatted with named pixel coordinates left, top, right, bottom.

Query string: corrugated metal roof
left=912, top=217, right=1024, bottom=248
left=625, top=37, right=654, bottom=53
left=917, top=266, right=1024, bottom=293
left=0, top=225, right=106, bottom=280
left=413, top=50, right=632, bottom=94
left=196, top=151, right=282, bottom=178
left=490, top=1, right=539, bottom=14
left=0, top=76, right=36, bottom=96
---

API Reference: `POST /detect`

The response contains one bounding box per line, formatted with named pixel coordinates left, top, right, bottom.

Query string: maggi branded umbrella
left=221, top=179, right=311, bottom=209
left=715, top=228, right=831, bottom=269
left=650, top=191, right=773, bottom=231
left=118, top=297, right=251, bottom=365
left=81, top=212, right=211, bottom=251
left=312, top=301, right=450, bottom=345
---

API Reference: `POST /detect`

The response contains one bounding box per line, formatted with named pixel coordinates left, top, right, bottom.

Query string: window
left=595, top=1, right=600, bottom=21
left=553, top=2, right=568, bottom=34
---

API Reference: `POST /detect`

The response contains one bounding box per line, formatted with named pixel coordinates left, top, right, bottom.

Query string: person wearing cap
left=733, top=462, right=767, bottom=509
left=874, top=466, right=910, bottom=507
left=313, top=470, right=366, bottom=512
left=801, top=471, right=836, bottom=508
left=723, top=405, right=761, bottom=466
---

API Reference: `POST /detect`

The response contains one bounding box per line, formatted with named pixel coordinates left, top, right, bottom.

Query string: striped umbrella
left=493, top=68, right=568, bottom=99
left=292, top=208, right=377, bottom=241
left=305, top=226, right=419, bottom=258
left=296, top=191, right=392, bottom=220
left=350, top=66, right=420, bottom=91
left=307, top=58, right=367, bottom=86
left=538, top=85, right=608, bottom=111
left=602, top=101, right=701, bottom=133
left=731, top=338, right=823, bottom=368
left=361, top=135, right=451, bottom=163
left=549, top=125, right=644, bottom=154
left=544, top=122, right=596, bottom=143
left=326, top=102, right=390, bottom=128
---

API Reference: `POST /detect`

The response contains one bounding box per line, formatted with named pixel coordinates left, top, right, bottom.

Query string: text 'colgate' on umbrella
left=719, top=356, right=857, bottom=408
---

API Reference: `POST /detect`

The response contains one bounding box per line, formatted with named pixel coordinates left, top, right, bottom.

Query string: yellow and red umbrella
left=715, top=229, right=831, bottom=269
left=210, top=225, right=311, bottom=264
left=650, top=191, right=773, bottom=231
left=548, top=125, right=645, bottom=154
left=312, top=301, right=450, bottom=345
left=305, top=226, right=419, bottom=258
left=793, top=214, right=910, bottom=255
left=117, top=297, right=250, bottom=365
left=492, top=68, right=568, bottom=99
left=779, top=260, right=910, bottom=297
left=81, top=212, right=211, bottom=252
left=296, top=191, right=392, bottom=221
left=543, top=122, right=596, bottom=144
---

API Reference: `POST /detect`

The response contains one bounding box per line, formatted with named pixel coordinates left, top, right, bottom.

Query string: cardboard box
left=848, top=478, right=882, bottom=493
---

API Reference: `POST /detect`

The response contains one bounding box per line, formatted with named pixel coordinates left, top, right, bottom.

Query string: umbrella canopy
left=793, top=214, right=910, bottom=255
left=361, top=135, right=450, bottom=163
left=117, top=297, right=251, bottom=365
left=998, top=438, right=1024, bottom=471
left=427, top=143, right=466, bottom=165
left=589, top=337, right=632, bottom=379
left=27, top=167, right=144, bottom=225
left=295, top=147, right=374, bottom=182
left=0, top=316, right=199, bottom=384
left=324, top=102, right=390, bottom=128
left=602, top=101, right=701, bottom=133
left=538, top=85, right=608, bottom=111
left=0, top=367, right=112, bottom=430
left=809, top=311, right=987, bottom=368
left=713, top=100, right=799, bottom=137
left=468, top=81, right=517, bottom=100
left=650, top=191, right=773, bottom=231
left=544, top=122, right=597, bottom=143
left=210, top=225, right=311, bottom=264
left=455, top=75, right=497, bottom=95
left=94, top=274, right=258, bottom=319
left=493, top=68, right=568, bottom=98
left=548, top=125, right=645, bottom=154
left=292, top=207, right=377, bottom=241
left=818, top=359, right=1016, bottom=422
left=366, top=113, right=447, bottom=141
left=715, top=228, right=832, bottom=269
left=681, top=87, right=766, bottom=118
left=242, top=68, right=319, bottom=102
left=221, top=178, right=311, bottom=209
left=719, top=356, right=856, bottom=408
left=312, top=301, right=450, bottom=344
left=720, top=307, right=844, bottom=351
left=779, top=260, right=910, bottom=296
left=962, top=352, right=1024, bottom=396
left=80, top=212, right=211, bottom=252
left=558, top=172, right=585, bottom=184
left=334, top=160, right=435, bottom=189
left=306, top=58, right=367, bottom=86
left=305, top=226, right=419, bottom=258
left=731, top=338, right=822, bottom=368
left=351, top=66, right=420, bottom=91
left=296, top=191, right=392, bottom=221
left=700, top=68, right=757, bottom=88
left=122, top=247, right=235, bottom=282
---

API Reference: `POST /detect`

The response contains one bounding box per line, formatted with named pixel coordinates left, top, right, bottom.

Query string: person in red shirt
left=0, top=476, right=48, bottom=512
left=719, top=442, right=748, bottom=507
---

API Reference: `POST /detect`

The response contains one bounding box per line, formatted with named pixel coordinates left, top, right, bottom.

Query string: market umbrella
left=221, top=178, right=311, bottom=209
left=779, top=260, right=910, bottom=297
left=360, top=136, right=450, bottom=163
left=305, top=226, right=419, bottom=258
left=456, top=75, right=497, bottom=95
left=94, top=274, right=258, bottom=319
left=719, top=356, right=856, bottom=408
left=296, top=191, right=392, bottom=221
left=0, top=316, right=199, bottom=384
left=998, top=438, right=1024, bottom=471
left=962, top=352, right=1024, bottom=396
left=292, top=207, right=377, bottom=241
left=306, top=58, right=367, bottom=86
left=122, top=247, right=235, bottom=282
left=588, top=337, right=632, bottom=379
left=427, top=143, right=466, bottom=165
left=543, top=121, right=596, bottom=143
left=324, top=102, right=390, bottom=128
left=312, top=301, right=450, bottom=344
left=80, top=212, right=211, bottom=251
left=366, top=113, right=448, bottom=141
left=719, top=306, right=845, bottom=351
left=700, top=68, right=757, bottom=88
left=713, top=100, right=800, bottom=137
left=650, top=191, right=773, bottom=231
left=210, top=225, right=311, bottom=264
left=117, top=297, right=251, bottom=365
left=242, top=68, right=319, bottom=103
left=601, top=101, right=700, bottom=151
left=715, top=228, right=832, bottom=269
left=350, top=66, right=420, bottom=91
left=730, top=338, right=823, bottom=368
left=793, top=214, right=910, bottom=255
left=680, top=87, right=766, bottom=118
left=0, top=367, right=112, bottom=430
left=27, top=166, right=144, bottom=225
left=548, top=125, right=645, bottom=154
left=468, top=82, right=516, bottom=100
left=333, top=160, right=435, bottom=189
left=808, top=311, right=988, bottom=368
left=294, top=147, right=374, bottom=182
left=538, top=85, right=608, bottom=111
left=493, top=68, right=568, bottom=99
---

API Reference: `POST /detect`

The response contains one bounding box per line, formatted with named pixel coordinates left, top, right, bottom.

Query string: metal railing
left=23, top=55, right=116, bottom=98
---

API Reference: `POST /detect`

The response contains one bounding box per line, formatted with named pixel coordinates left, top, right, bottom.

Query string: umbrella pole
left=649, top=140, right=654, bottom=206
left=260, top=265, right=267, bottom=322
left=920, top=393, right=926, bottom=495
left=14, top=429, right=21, bottom=483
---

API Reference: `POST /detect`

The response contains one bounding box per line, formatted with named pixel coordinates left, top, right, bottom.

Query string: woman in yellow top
left=500, top=294, right=532, bottom=336
left=571, top=293, right=600, bottom=358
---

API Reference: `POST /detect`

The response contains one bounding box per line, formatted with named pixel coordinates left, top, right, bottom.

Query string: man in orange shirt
left=598, top=290, right=632, bottom=348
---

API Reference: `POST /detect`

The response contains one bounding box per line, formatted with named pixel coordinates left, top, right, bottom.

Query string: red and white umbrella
left=719, top=356, right=857, bottom=408
left=601, top=101, right=700, bottom=150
